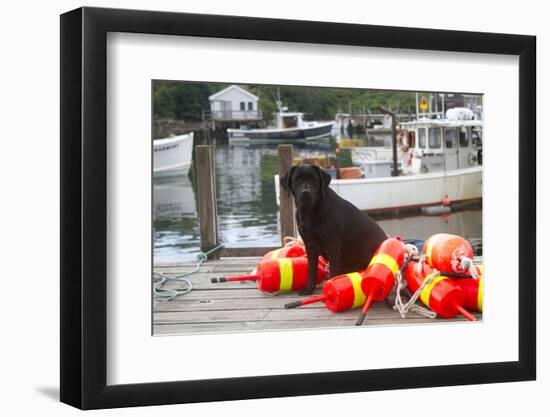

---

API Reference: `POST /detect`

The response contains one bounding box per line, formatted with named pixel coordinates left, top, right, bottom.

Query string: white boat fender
left=422, top=205, right=451, bottom=216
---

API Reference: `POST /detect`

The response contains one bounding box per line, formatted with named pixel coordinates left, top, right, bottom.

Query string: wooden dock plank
left=153, top=256, right=482, bottom=335
left=154, top=317, right=466, bottom=335
left=153, top=288, right=310, bottom=301
left=154, top=304, right=479, bottom=324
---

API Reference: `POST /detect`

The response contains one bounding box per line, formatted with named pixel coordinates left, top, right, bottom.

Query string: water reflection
left=153, top=139, right=482, bottom=263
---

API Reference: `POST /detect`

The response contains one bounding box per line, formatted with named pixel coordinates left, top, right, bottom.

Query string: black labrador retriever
left=280, top=164, right=387, bottom=295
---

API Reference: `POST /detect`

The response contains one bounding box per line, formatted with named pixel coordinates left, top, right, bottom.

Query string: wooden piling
left=278, top=145, right=297, bottom=244
left=195, top=145, right=219, bottom=258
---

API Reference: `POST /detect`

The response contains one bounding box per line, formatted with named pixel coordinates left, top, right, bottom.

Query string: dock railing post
left=278, top=145, right=297, bottom=245
left=195, top=145, right=220, bottom=259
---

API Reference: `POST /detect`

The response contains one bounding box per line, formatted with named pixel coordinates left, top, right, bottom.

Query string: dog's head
left=280, top=164, right=332, bottom=208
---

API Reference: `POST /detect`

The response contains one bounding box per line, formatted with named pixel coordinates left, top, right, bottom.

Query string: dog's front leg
left=300, top=245, right=319, bottom=295
left=328, top=245, right=343, bottom=278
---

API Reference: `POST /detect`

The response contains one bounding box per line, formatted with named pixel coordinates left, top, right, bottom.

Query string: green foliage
left=153, top=81, right=420, bottom=121
left=152, top=81, right=222, bottom=120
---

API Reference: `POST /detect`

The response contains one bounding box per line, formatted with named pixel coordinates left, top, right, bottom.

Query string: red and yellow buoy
left=422, top=233, right=474, bottom=274
left=405, top=261, right=476, bottom=321
left=261, top=240, right=306, bottom=262
left=455, top=265, right=483, bottom=312
left=261, top=240, right=328, bottom=268
left=356, top=238, right=407, bottom=325
left=284, top=272, right=367, bottom=312
left=211, top=257, right=327, bottom=292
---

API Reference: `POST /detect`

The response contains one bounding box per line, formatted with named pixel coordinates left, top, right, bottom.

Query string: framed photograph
left=60, top=6, right=536, bottom=409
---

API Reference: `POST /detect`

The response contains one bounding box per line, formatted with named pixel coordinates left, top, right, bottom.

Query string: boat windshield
left=428, top=128, right=441, bottom=149
left=472, top=127, right=482, bottom=147
left=459, top=129, right=469, bottom=147
left=418, top=128, right=426, bottom=148
left=282, top=116, right=298, bottom=128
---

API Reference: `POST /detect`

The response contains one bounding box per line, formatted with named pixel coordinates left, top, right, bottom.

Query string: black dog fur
left=280, top=164, right=387, bottom=295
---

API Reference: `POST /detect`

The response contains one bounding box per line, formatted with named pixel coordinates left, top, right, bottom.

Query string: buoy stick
left=211, top=275, right=259, bottom=283
left=456, top=305, right=477, bottom=322
left=284, top=295, right=326, bottom=309
left=355, top=293, right=374, bottom=326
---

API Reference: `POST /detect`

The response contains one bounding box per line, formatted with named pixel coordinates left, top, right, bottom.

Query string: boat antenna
left=271, top=87, right=283, bottom=113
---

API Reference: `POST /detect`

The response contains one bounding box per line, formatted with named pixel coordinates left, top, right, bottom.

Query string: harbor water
left=153, top=138, right=482, bottom=263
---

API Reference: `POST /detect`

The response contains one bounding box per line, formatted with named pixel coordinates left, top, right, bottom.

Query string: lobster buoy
left=422, top=233, right=474, bottom=274
left=261, top=240, right=328, bottom=268
left=211, top=257, right=326, bottom=292
left=356, top=238, right=407, bottom=325
left=261, top=240, right=306, bottom=262
left=405, top=261, right=476, bottom=321
left=455, top=265, right=483, bottom=312
left=284, top=272, right=366, bottom=312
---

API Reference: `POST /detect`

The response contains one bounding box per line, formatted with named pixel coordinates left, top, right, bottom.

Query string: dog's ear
left=314, top=165, right=332, bottom=197
left=280, top=166, right=296, bottom=197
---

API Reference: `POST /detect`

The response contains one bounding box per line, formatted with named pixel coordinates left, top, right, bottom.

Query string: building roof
left=208, top=85, right=259, bottom=101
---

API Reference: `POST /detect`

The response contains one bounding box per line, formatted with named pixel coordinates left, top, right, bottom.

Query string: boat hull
left=153, top=133, right=194, bottom=176
left=228, top=122, right=333, bottom=143
left=275, top=166, right=482, bottom=214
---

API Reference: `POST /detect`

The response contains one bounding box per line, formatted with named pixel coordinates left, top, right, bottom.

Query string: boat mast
left=275, top=87, right=283, bottom=113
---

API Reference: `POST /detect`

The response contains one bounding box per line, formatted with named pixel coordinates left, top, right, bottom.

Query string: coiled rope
left=153, top=243, right=224, bottom=301
left=392, top=249, right=437, bottom=319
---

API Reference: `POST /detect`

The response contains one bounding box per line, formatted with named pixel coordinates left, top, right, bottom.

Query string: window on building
left=418, top=128, right=426, bottom=148
left=248, top=102, right=253, bottom=111
left=429, top=128, right=441, bottom=149
left=240, top=102, right=245, bottom=111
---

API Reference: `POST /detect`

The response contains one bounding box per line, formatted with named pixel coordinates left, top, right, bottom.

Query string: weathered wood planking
left=277, top=145, right=296, bottom=244
left=153, top=256, right=481, bottom=335
left=154, top=317, right=471, bottom=335
left=195, top=145, right=219, bottom=257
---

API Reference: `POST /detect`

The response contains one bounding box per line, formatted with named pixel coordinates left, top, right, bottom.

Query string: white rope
left=404, top=243, right=419, bottom=257
left=283, top=236, right=302, bottom=247
left=153, top=243, right=224, bottom=301
left=392, top=257, right=437, bottom=319
left=460, top=257, right=479, bottom=280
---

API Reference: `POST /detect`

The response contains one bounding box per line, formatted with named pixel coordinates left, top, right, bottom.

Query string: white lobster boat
left=153, top=133, right=194, bottom=176
left=275, top=108, right=483, bottom=214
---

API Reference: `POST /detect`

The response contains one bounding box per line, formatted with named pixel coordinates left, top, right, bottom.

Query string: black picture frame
left=60, top=6, right=536, bottom=410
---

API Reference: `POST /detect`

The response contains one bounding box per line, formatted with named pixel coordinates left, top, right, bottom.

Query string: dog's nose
left=301, top=189, right=311, bottom=198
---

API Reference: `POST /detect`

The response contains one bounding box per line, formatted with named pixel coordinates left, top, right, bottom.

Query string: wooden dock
left=153, top=256, right=481, bottom=335
left=154, top=144, right=481, bottom=335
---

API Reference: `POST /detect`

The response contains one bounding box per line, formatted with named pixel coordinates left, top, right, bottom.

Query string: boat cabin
left=276, top=112, right=305, bottom=129
left=399, top=117, right=483, bottom=174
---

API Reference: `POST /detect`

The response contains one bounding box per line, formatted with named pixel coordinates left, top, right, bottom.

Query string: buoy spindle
left=211, top=275, right=258, bottom=283
left=355, top=293, right=374, bottom=326
left=456, top=305, right=477, bottom=322
left=285, top=295, right=326, bottom=309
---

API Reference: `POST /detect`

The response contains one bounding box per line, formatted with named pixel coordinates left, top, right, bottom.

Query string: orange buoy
left=356, top=238, right=407, bottom=325
left=422, top=233, right=474, bottom=274
left=261, top=240, right=306, bottom=261
left=405, top=261, right=476, bottom=321
left=455, top=265, right=483, bottom=312
left=284, top=272, right=367, bottom=312
left=261, top=240, right=328, bottom=268
left=211, top=257, right=327, bottom=292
